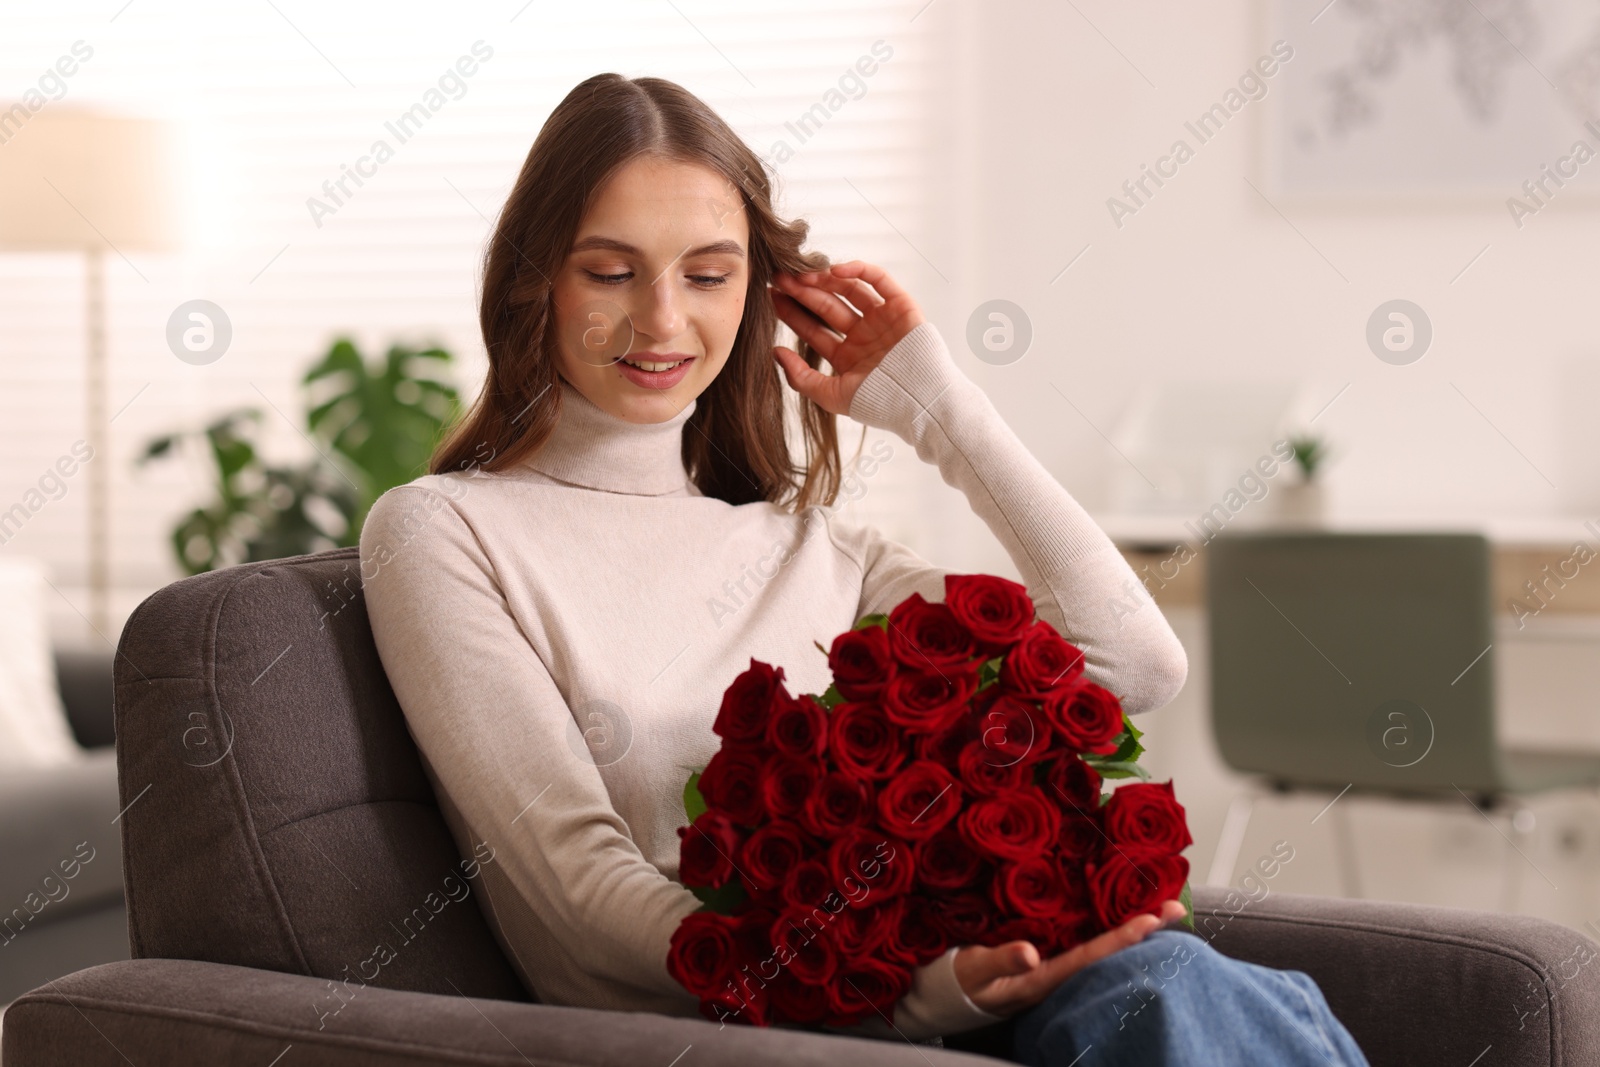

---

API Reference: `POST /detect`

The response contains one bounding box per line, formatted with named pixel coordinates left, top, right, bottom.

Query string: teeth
left=624, top=358, right=686, bottom=372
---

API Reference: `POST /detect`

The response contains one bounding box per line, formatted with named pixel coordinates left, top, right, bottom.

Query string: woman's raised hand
left=768, top=260, right=926, bottom=417
left=952, top=900, right=1189, bottom=1018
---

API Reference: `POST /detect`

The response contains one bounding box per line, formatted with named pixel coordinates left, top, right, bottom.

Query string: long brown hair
left=430, top=73, right=850, bottom=510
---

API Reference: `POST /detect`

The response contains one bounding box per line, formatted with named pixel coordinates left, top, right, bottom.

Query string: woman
left=358, top=73, right=1369, bottom=1065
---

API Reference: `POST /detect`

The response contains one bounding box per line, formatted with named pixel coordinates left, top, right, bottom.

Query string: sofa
left=3, top=547, right=1597, bottom=1065
left=0, top=648, right=128, bottom=1008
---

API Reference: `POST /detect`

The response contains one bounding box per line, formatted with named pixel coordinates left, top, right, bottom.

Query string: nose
left=631, top=270, right=686, bottom=344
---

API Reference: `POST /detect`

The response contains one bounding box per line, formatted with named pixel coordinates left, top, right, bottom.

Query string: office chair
left=1205, top=532, right=1600, bottom=910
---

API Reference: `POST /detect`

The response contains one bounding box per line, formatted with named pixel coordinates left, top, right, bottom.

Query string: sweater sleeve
left=358, top=483, right=704, bottom=1009
left=830, top=320, right=1189, bottom=716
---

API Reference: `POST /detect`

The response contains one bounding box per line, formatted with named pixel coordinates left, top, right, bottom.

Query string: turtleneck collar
left=519, top=377, right=697, bottom=496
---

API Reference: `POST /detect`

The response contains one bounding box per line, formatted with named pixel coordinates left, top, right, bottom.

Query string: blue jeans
left=942, top=930, right=1371, bottom=1066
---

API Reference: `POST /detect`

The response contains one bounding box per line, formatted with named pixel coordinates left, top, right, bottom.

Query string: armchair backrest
left=114, top=547, right=530, bottom=1004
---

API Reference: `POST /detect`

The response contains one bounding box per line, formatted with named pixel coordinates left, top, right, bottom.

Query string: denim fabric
left=944, top=930, right=1371, bottom=1066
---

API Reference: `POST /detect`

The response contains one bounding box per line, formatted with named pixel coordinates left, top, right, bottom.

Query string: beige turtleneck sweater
left=357, top=321, right=1189, bottom=1043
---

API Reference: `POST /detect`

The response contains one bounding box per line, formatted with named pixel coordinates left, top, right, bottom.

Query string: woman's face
left=549, top=154, right=751, bottom=424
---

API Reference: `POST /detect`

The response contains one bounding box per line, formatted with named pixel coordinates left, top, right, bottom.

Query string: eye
left=689, top=274, right=729, bottom=288
left=583, top=270, right=631, bottom=285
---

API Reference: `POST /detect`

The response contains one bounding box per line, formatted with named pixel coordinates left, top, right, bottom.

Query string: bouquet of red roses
left=667, top=573, right=1193, bottom=1028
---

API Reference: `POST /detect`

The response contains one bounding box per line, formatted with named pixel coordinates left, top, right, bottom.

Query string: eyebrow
left=569, top=235, right=746, bottom=259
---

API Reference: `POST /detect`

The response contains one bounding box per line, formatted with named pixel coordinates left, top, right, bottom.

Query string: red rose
left=916, top=717, right=978, bottom=765
left=1000, top=620, right=1086, bottom=699
left=767, top=968, right=829, bottom=1024
left=956, top=737, right=1028, bottom=796
left=696, top=746, right=767, bottom=826
left=831, top=896, right=893, bottom=956
left=739, top=820, right=810, bottom=893
left=828, top=826, right=912, bottom=903
left=697, top=982, right=769, bottom=1028
left=770, top=907, right=842, bottom=984
left=767, top=693, right=828, bottom=759
left=1046, top=754, right=1104, bottom=812
left=825, top=957, right=914, bottom=1027
left=977, top=914, right=1057, bottom=950
left=914, top=824, right=985, bottom=891
left=927, top=891, right=991, bottom=943
left=714, top=659, right=791, bottom=743
left=864, top=895, right=915, bottom=966
left=992, top=856, right=1071, bottom=919
left=887, top=592, right=978, bottom=671
left=876, top=760, right=962, bottom=840
left=780, top=858, right=837, bottom=913
left=1044, top=679, right=1125, bottom=755
left=944, top=573, right=1036, bottom=653
left=828, top=625, right=896, bottom=702
left=1086, top=851, right=1189, bottom=928
left=896, top=895, right=940, bottom=966
left=829, top=702, right=907, bottom=780
left=677, top=809, right=742, bottom=888
left=667, top=910, right=740, bottom=997
left=1056, top=809, right=1105, bottom=860
left=957, top=789, right=1062, bottom=862
left=761, top=754, right=820, bottom=820
left=800, top=771, right=874, bottom=837
left=1102, top=781, right=1193, bottom=855
left=976, top=692, right=1052, bottom=765
left=881, top=668, right=978, bottom=734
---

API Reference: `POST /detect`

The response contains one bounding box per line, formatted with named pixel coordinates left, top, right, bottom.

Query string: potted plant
left=1275, top=432, right=1329, bottom=527
left=138, top=338, right=459, bottom=575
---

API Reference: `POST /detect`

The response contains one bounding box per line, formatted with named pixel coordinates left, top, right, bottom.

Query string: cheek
left=692, top=288, right=746, bottom=356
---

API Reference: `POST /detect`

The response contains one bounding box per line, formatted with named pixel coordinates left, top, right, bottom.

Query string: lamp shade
left=0, top=107, right=179, bottom=251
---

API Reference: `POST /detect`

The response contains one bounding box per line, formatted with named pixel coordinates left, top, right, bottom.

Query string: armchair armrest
left=2, top=959, right=1001, bottom=1067
left=1190, top=886, right=1600, bottom=1067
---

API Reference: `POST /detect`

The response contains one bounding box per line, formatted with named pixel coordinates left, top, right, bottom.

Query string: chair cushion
left=113, top=547, right=528, bottom=1002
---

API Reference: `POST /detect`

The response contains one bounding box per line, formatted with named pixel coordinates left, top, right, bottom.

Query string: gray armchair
left=4, top=548, right=1597, bottom=1065
left=0, top=649, right=126, bottom=1007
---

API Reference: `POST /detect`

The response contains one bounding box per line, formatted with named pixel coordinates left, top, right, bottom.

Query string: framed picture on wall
left=1261, top=0, right=1600, bottom=205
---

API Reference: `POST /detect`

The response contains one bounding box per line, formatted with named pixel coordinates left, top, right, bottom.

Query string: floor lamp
left=0, top=108, right=178, bottom=637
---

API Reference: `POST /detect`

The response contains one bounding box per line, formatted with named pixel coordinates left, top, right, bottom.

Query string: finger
left=953, top=940, right=1043, bottom=1011
left=794, top=270, right=885, bottom=313
left=964, top=941, right=1041, bottom=988
left=823, top=260, right=910, bottom=305
left=771, top=345, right=845, bottom=412
left=769, top=288, right=840, bottom=361
left=774, top=273, right=860, bottom=336
left=1032, top=911, right=1166, bottom=990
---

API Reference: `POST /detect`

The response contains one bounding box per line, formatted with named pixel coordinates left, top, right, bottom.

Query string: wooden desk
left=1103, top=515, right=1600, bottom=616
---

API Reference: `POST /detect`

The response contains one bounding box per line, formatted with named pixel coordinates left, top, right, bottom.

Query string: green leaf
left=813, top=639, right=828, bottom=657
left=303, top=337, right=461, bottom=531
left=683, top=771, right=706, bottom=823
left=1082, top=758, right=1152, bottom=781
left=818, top=683, right=844, bottom=710
left=691, top=879, right=746, bottom=914
left=1177, top=880, right=1195, bottom=932
left=976, top=656, right=1002, bottom=691
left=854, top=613, right=889, bottom=631
left=1103, top=712, right=1146, bottom=765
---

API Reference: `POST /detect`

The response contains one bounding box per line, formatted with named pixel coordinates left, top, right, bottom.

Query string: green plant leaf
left=683, top=771, right=707, bottom=823
left=854, top=613, right=889, bottom=631
left=977, top=656, right=1002, bottom=690
left=691, top=879, right=746, bottom=914
left=1177, top=880, right=1195, bottom=932
left=818, top=683, right=844, bottom=710
left=303, top=337, right=460, bottom=530
left=1105, top=713, right=1146, bottom=765
left=1082, top=758, right=1152, bottom=781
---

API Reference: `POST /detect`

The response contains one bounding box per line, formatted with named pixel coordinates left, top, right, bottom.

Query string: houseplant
left=138, top=339, right=459, bottom=575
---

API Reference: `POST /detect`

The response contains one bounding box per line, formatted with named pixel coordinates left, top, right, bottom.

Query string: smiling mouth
left=620, top=356, right=692, bottom=371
